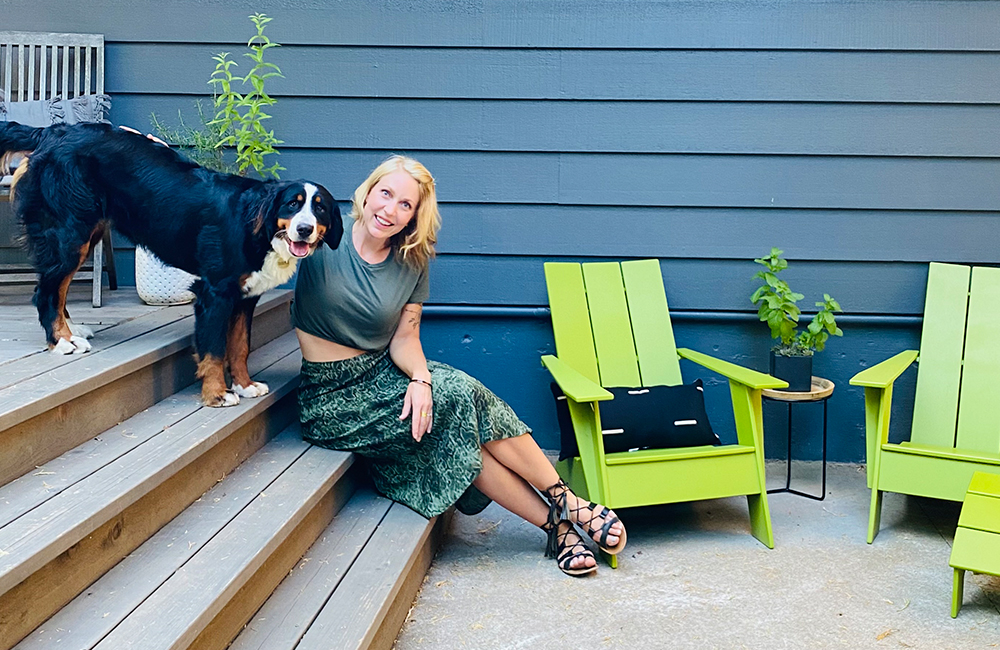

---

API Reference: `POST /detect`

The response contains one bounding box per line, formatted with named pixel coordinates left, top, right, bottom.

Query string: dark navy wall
left=8, top=0, right=1000, bottom=460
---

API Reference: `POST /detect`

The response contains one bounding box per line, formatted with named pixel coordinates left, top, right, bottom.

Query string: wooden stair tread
left=12, top=426, right=319, bottom=649
left=297, top=502, right=441, bottom=650
left=87, top=444, right=354, bottom=650
left=0, top=333, right=302, bottom=596
left=230, top=489, right=394, bottom=650
left=0, top=332, right=300, bottom=530
left=0, top=290, right=291, bottom=429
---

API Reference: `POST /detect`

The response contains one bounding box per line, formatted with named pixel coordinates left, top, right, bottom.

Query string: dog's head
left=263, top=181, right=342, bottom=260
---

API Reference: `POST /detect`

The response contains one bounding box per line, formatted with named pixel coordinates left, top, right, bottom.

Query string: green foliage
left=209, top=13, right=285, bottom=179
left=149, top=101, right=236, bottom=174
left=151, top=13, right=284, bottom=179
left=750, top=248, right=843, bottom=356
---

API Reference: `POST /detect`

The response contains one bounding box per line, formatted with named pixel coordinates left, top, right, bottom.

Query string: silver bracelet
left=409, top=377, right=432, bottom=391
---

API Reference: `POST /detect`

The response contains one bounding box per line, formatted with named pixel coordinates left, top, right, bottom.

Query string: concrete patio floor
left=395, top=462, right=1000, bottom=649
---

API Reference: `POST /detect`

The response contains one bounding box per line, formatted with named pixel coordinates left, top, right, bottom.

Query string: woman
left=292, top=155, right=626, bottom=576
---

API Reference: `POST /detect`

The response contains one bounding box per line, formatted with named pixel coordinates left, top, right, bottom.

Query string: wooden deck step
left=232, top=497, right=448, bottom=650
left=0, top=290, right=293, bottom=487
left=0, top=331, right=303, bottom=650
left=14, top=426, right=358, bottom=650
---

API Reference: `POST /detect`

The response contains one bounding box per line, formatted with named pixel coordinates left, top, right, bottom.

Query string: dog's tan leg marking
left=198, top=355, right=240, bottom=407
left=227, top=311, right=269, bottom=398
left=49, top=238, right=95, bottom=354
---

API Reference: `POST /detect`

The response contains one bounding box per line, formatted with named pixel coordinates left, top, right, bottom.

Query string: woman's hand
left=400, top=379, right=433, bottom=441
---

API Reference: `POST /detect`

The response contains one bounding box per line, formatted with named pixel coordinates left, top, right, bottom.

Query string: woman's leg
left=483, top=434, right=623, bottom=549
left=474, top=446, right=596, bottom=572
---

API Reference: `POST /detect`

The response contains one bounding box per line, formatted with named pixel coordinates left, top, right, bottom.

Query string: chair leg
left=103, top=229, right=117, bottom=291
left=867, top=487, right=883, bottom=544
left=747, top=493, right=775, bottom=549
left=91, top=239, right=103, bottom=308
left=952, top=568, right=965, bottom=618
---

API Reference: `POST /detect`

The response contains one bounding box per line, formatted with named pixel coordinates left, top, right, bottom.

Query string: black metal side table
left=763, top=377, right=834, bottom=501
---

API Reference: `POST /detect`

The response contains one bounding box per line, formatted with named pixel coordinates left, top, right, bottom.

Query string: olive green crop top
left=291, top=214, right=429, bottom=351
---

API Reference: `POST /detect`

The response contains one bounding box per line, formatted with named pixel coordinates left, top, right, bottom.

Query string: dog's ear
left=325, top=201, right=343, bottom=249
left=253, top=183, right=288, bottom=237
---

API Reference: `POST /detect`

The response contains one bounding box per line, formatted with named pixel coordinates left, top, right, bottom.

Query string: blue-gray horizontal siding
left=9, top=0, right=1000, bottom=461
left=105, top=45, right=1000, bottom=103
left=13, top=0, right=1000, bottom=51
left=117, top=95, right=1000, bottom=156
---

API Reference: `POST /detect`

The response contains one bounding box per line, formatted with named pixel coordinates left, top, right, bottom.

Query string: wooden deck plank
left=91, top=446, right=354, bottom=650
left=229, top=489, right=393, bottom=650
left=297, top=503, right=440, bottom=650
left=0, top=291, right=290, bottom=423
left=0, top=301, right=193, bottom=390
left=12, top=426, right=312, bottom=650
left=0, top=294, right=294, bottom=488
left=0, top=349, right=302, bottom=596
left=0, top=392, right=298, bottom=650
left=186, top=473, right=361, bottom=650
left=0, top=332, right=301, bottom=529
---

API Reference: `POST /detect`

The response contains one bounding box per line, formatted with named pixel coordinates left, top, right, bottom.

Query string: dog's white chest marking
left=242, top=249, right=298, bottom=297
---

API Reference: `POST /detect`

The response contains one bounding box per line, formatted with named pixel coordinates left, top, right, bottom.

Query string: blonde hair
left=351, top=155, right=440, bottom=270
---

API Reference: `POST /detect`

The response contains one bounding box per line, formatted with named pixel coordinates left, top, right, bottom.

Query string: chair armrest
left=540, top=355, right=613, bottom=402
left=849, top=350, right=918, bottom=389
left=677, top=348, right=788, bottom=390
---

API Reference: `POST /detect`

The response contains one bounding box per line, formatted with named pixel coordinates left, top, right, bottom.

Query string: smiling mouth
left=288, top=240, right=311, bottom=258
left=276, top=230, right=313, bottom=258
left=374, top=215, right=392, bottom=228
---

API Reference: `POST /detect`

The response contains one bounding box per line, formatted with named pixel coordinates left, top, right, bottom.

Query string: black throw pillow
left=552, top=379, right=720, bottom=461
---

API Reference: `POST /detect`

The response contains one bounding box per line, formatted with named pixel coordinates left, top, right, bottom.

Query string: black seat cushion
left=553, top=379, right=720, bottom=461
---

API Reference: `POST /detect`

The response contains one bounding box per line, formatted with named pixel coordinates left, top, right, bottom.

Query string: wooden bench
left=0, top=31, right=116, bottom=306
left=949, top=471, right=1000, bottom=618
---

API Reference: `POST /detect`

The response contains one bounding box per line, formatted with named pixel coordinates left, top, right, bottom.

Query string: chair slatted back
left=545, top=262, right=601, bottom=384
left=0, top=32, right=104, bottom=104
left=545, top=260, right=682, bottom=389
left=621, top=259, right=683, bottom=386
left=911, top=263, right=970, bottom=448
left=911, top=263, right=1000, bottom=454
left=582, top=262, right=641, bottom=388
left=956, top=267, right=1000, bottom=453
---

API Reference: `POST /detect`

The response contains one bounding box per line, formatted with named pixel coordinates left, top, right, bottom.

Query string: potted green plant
left=139, top=13, right=284, bottom=305
left=750, top=248, right=843, bottom=391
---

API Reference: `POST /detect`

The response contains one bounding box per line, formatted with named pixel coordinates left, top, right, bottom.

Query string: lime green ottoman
left=950, top=471, right=1000, bottom=617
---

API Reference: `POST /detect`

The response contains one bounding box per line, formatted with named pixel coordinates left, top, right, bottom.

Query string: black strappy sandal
left=541, top=518, right=597, bottom=577
left=544, top=478, right=628, bottom=556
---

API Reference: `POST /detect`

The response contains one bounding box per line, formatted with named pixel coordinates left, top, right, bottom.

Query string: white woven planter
left=134, top=246, right=197, bottom=306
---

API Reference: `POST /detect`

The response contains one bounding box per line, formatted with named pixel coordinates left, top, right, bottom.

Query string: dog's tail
left=0, top=121, right=46, bottom=173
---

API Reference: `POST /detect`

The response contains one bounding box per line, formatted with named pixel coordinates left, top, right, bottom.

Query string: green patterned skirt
left=298, top=349, right=531, bottom=518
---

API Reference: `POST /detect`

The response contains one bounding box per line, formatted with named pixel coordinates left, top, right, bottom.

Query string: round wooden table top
left=762, top=376, right=835, bottom=402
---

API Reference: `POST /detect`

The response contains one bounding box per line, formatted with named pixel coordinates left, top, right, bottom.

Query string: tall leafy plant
left=209, top=13, right=284, bottom=178
left=750, top=248, right=843, bottom=356
left=151, top=13, right=284, bottom=178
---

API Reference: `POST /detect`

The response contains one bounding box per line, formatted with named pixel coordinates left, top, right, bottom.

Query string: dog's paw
left=51, top=336, right=91, bottom=355
left=233, top=381, right=269, bottom=398
left=205, top=390, right=241, bottom=408
left=68, top=321, right=95, bottom=339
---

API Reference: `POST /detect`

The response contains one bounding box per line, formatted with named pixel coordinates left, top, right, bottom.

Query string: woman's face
left=360, top=169, right=420, bottom=245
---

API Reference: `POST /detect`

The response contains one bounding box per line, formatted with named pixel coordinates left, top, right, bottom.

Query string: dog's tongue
left=289, top=240, right=310, bottom=258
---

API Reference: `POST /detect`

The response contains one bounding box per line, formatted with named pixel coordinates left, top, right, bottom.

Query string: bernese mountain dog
left=0, top=121, right=342, bottom=407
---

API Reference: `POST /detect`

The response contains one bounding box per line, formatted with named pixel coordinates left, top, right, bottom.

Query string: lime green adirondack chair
left=542, top=260, right=787, bottom=562
left=851, top=262, right=1000, bottom=543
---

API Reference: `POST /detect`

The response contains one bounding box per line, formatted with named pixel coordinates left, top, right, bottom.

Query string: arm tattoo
left=404, top=306, right=422, bottom=329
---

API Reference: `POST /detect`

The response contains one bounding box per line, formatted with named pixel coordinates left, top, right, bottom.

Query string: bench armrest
left=677, top=348, right=788, bottom=390
left=540, top=355, right=612, bottom=403
left=849, top=350, right=918, bottom=389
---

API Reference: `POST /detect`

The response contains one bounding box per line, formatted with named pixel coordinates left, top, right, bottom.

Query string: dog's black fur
left=0, top=121, right=342, bottom=406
